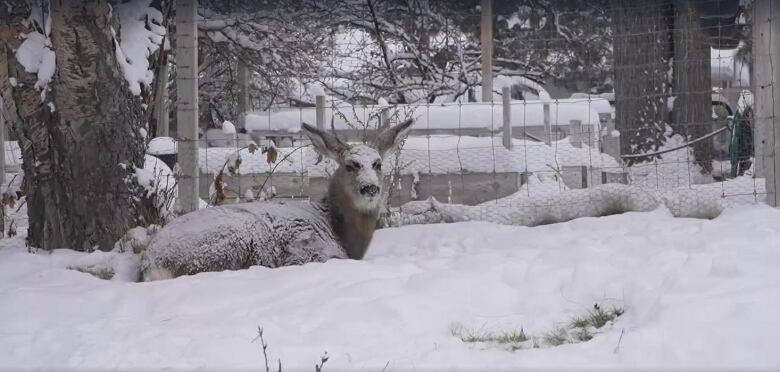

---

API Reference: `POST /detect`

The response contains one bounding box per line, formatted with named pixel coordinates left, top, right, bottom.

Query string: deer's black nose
left=360, top=184, right=380, bottom=197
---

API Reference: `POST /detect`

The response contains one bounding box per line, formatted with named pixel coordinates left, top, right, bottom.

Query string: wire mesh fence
left=141, top=0, right=772, bottom=228
left=2, top=0, right=774, bottom=230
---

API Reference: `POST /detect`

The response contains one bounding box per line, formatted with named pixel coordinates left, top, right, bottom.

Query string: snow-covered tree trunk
left=672, top=0, right=712, bottom=173
left=5, top=0, right=145, bottom=251
left=611, top=0, right=673, bottom=163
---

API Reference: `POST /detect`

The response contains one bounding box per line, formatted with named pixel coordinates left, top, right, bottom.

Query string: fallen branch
left=621, top=126, right=729, bottom=160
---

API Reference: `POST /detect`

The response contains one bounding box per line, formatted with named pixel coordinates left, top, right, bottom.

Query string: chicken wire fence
left=133, top=0, right=770, bottom=228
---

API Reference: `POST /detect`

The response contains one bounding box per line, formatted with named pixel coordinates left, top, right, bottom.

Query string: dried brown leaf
left=264, top=147, right=278, bottom=164
left=213, top=174, right=226, bottom=205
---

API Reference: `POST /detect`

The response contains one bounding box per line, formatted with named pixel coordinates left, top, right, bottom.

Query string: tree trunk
left=673, top=0, right=713, bottom=173
left=611, top=0, right=674, bottom=164
left=153, top=53, right=170, bottom=138
left=5, top=0, right=145, bottom=251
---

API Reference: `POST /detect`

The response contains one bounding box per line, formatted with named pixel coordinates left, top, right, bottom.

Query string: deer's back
left=140, top=200, right=346, bottom=280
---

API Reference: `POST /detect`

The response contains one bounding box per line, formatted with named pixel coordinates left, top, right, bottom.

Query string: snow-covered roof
left=198, top=135, right=619, bottom=176
left=245, top=99, right=608, bottom=134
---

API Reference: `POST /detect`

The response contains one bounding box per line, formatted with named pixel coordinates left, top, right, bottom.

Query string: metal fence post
left=315, top=95, right=325, bottom=131
left=502, top=86, right=512, bottom=150
left=543, top=101, right=551, bottom=145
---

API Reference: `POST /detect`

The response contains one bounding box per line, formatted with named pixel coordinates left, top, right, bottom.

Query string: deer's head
left=302, top=119, right=414, bottom=212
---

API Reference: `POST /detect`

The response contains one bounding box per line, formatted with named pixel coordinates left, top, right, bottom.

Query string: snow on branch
left=113, top=0, right=167, bottom=96
left=15, top=1, right=55, bottom=100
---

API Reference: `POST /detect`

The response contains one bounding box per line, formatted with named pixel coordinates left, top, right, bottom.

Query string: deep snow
left=1, top=204, right=780, bottom=370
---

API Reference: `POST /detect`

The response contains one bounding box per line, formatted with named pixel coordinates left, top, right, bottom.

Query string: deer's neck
left=326, top=179, right=379, bottom=260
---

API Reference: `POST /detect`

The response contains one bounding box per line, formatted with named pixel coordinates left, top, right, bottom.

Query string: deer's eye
left=373, top=160, right=382, bottom=170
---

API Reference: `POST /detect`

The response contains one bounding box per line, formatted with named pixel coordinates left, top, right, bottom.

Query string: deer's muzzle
left=360, top=184, right=380, bottom=197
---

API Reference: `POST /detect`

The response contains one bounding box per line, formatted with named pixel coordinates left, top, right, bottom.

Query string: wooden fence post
left=175, top=0, right=199, bottom=213
left=237, top=59, right=249, bottom=129
left=569, top=119, right=582, bottom=148
left=753, top=0, right=780, bottom=206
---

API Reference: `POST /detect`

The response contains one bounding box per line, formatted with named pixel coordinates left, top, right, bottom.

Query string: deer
left=140, top=119, right=414, bottom=281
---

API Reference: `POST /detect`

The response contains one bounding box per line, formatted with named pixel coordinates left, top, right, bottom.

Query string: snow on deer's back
left=140, top=119, right=414, bottom=281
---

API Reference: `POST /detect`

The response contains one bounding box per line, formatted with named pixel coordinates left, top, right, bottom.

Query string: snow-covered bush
left=135, top=154, right=177, bottom=225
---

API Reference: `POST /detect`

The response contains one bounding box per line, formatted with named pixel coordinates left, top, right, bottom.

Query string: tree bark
left=672, top=0, right=713, bottom=173
left=611, top=0, right=674, bottom=164
left=5, top=0, right=145, bottom=251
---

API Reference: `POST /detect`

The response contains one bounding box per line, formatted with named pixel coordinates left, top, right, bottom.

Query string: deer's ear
left=301, top=122, right=347, bottom=161
left=374, top=118, right=413, bottom=158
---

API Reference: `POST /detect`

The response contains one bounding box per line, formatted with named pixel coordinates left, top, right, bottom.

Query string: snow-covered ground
left=2, top=203, right=780, bottom=370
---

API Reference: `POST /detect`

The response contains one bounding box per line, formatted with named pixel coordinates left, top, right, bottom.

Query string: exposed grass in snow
left=450, top=323, right=529, bottom=346
left=453, top=304, right=624, bottom=350
left=542, top=327, right=570, bottom=347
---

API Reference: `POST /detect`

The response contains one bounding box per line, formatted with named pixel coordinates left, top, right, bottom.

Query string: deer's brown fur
left=327, top=174, right=379, bottom=259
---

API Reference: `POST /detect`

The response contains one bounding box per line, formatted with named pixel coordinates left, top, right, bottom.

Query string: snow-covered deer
left=140, top=119, right=414, bottom=281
